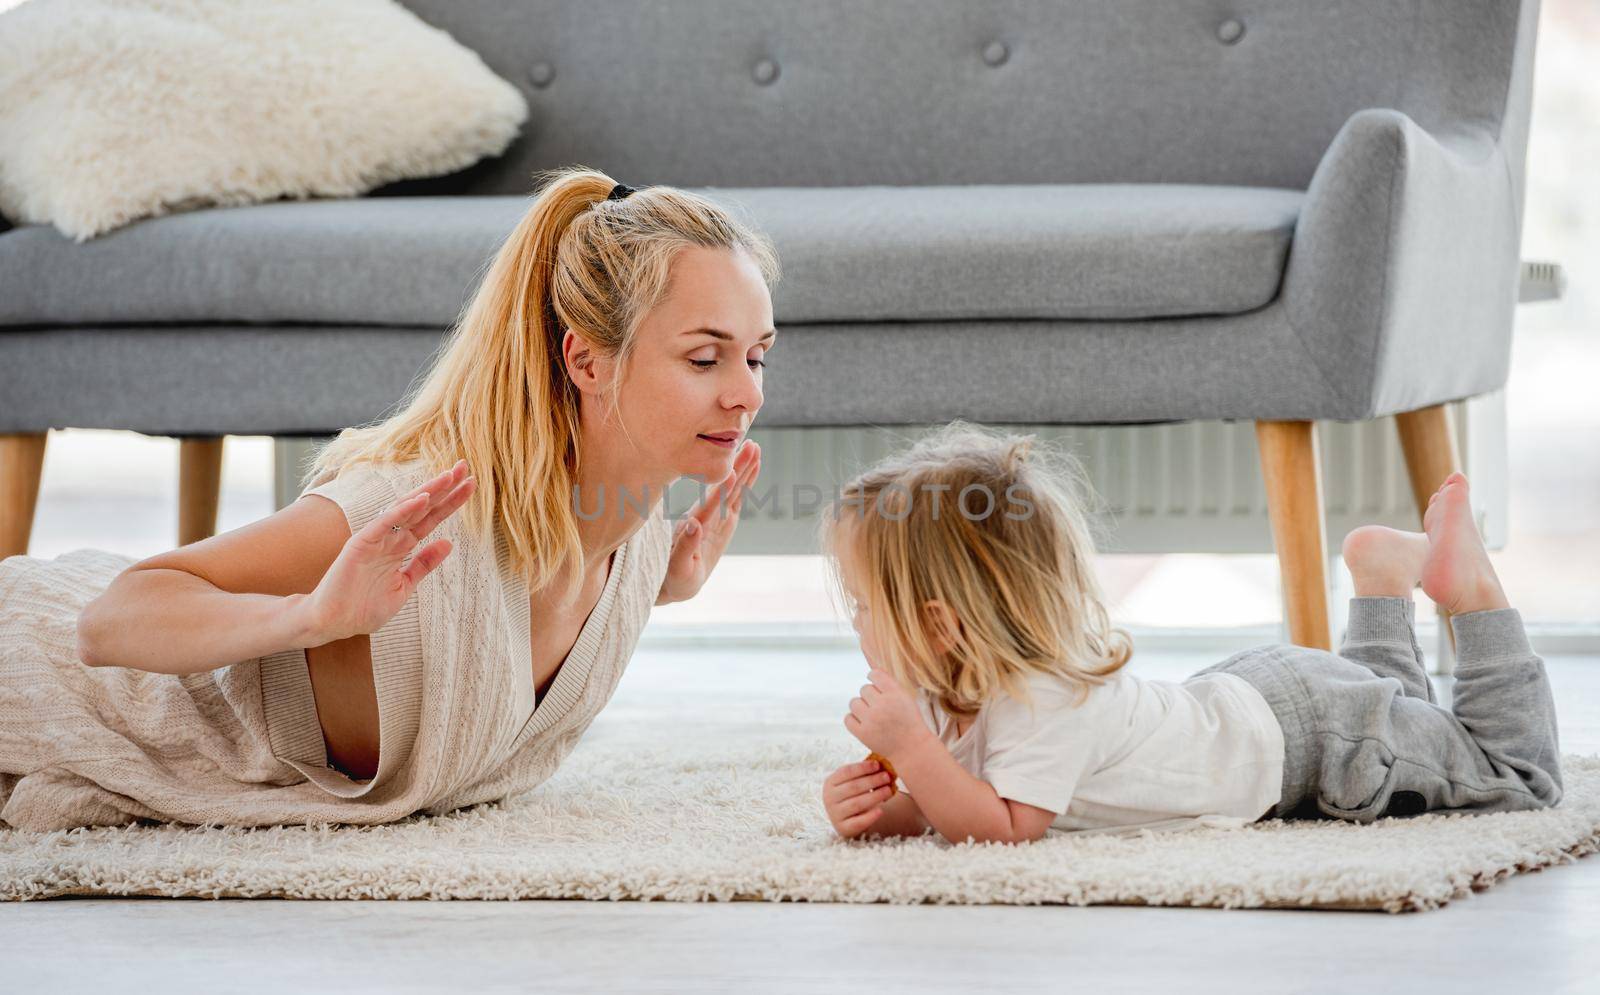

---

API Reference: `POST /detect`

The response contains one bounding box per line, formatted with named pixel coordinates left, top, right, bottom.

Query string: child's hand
left=823, top=759, right=896, bottom=838
left=844, top=667, right=932, bottom=763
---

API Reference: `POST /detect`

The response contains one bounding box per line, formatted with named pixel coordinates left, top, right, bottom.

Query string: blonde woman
left=0, top=168, right=779, bottom=831
left=819, top=422, right=1561, bottom=844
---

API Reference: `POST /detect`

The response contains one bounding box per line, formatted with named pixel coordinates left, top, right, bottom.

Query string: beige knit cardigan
left=0, top=458, right=673, bottom=831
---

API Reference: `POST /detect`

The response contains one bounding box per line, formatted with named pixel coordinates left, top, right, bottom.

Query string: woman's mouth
left=697, top=432, right=741, bottom=449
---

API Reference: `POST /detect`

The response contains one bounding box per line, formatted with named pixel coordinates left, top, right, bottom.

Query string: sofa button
left=983, top=40, right=1009, bottom=66
left=528, top=61, right=555, bottom=87
left=753, top=58, right=779, bottom=85
left=1216, top=19, right=1245, bottom=44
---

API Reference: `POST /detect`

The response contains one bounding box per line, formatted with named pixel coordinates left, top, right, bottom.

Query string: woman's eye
left=689, top=356, right=767, bottom=371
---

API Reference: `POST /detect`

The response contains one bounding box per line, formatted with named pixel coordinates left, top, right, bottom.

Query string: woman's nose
left=722, top=364, right=764, bottom=411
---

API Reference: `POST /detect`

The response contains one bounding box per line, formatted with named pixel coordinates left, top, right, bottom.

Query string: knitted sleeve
left=301, top=460, right=410, bottom=537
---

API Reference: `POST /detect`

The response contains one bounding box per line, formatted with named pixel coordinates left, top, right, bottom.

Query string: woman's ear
left=561, top=327, right=610, bottom=397
left=922, top=599, right=962, bottom=655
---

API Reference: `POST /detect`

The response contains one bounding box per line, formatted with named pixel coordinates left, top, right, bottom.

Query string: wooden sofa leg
left=1255, top=420, right=1332, bottom=650
left=1394, top=404, right=1463, bottom=657
left=1, top=432, right=48, bottom=560
left=179, top=436, right=225, bottom=547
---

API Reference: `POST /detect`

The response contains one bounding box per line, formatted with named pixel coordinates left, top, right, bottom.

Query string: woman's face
left=606, top=245, right=775, bottom=483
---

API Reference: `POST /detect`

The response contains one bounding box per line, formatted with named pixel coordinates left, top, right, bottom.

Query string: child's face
left=835, top=541, right=887, bottom=671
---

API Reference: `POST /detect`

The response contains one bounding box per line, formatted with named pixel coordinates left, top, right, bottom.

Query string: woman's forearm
left=77, top=567, right=320, bottom=675
left=893, top=736, right=1019, bottom=845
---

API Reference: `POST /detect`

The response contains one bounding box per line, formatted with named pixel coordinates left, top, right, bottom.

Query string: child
left=818, top=422, right=1563, bottom=844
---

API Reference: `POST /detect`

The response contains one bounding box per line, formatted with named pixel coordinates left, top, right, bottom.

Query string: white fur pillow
left=0, top=0, right=529, bottom=242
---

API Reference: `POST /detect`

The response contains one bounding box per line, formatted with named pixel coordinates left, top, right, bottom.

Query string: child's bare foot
left=1341, top=525, right=1430, bottom=597
left=1419, top=472, right=1511, bottom=615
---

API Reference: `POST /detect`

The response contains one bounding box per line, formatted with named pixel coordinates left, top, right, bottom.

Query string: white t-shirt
left=912, top=666, right=1285, bottom=837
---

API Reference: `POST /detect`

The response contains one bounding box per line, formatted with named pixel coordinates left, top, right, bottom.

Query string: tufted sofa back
left=393, top=0, right=1537, bottom=197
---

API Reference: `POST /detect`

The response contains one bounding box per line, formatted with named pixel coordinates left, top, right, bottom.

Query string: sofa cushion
left=0, top=0, right=528, bottom=243
left=0, top=185, right=1301, bottom=328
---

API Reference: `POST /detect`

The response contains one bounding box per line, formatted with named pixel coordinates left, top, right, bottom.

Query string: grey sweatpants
left=1193, top=596, right=1563, bottom=823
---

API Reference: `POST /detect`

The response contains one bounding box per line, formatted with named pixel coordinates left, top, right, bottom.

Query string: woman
left=0, top=167, right=781, bottom=831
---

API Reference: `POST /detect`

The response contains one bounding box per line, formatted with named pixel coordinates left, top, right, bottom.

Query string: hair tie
left=606, top=182, right=636, bottom=201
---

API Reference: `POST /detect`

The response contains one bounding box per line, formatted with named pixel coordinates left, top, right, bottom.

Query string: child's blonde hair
left=819, top=421, right=1133, bottom=720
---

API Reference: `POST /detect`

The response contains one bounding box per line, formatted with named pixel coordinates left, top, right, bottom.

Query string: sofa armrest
left=1281, top=108, right=1521, bottom=419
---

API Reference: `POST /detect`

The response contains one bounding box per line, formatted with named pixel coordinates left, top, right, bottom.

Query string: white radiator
left=273, top=391, right=1507, bottom=558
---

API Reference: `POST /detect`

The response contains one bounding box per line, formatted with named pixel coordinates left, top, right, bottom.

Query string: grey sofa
left=0, top=0, right=1544, bottom=650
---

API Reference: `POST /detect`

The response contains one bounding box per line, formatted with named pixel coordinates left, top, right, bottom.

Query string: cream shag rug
left=3, top=723, right=1597, bottom=912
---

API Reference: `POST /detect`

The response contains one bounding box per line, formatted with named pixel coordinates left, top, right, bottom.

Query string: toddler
left=818, top=422, right=1562, bottom=843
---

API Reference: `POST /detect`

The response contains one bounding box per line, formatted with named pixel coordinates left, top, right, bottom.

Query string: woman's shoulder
left=301, top=456, right=433, bottom=517
left=304, top=456, right=430, bottom=492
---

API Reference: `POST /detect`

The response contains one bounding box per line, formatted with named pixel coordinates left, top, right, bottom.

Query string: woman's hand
left=844, top=667, right=934, bottom=763
left=657, top=440, right=761, bottom=605
left=297, top=460, right=476, bottom=644
left=822, top=758, right=896, bottom=838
